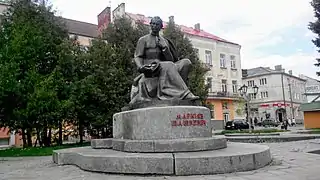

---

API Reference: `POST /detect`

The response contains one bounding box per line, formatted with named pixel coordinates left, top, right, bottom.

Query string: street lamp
left=238, top=84, right=248, bottom=95
left=253, top=85, right=259, bottom=95
left=238, top=84, right=259, bottom=133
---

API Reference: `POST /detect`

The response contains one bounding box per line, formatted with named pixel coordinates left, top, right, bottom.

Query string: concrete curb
left=226, top=134, right=320, bottom=143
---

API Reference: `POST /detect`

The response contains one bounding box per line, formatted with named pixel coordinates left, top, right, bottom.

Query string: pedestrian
left=288, top=118, right=292, bottom=127
left=292, top=118, right=296, bottom=126
left=284, top=119, right=288, bottom=130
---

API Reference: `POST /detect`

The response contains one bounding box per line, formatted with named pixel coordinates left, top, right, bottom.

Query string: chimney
left=274, top=65, right=282, bottom=71
left=274, top=65, right=285, bottom=72
left=169, top=16, right=174, bottom=23
left=242, top=69, right=248, bottom=78
left=97, top=7, right=111, bottom=33
left=112, top=3, right=126, bottom=19
left=288, top=70, right=292, bottom=75
left=194, top=23, right=200, bottom=31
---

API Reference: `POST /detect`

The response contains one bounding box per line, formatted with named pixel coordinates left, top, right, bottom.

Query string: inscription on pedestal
left=172, top=113, right=207, bottom=127
left=113, top=106, right=212, bottom=140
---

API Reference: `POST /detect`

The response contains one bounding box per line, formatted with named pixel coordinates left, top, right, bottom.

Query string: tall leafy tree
left=163, top=18, right=209, bottom=103
left=81, top=17, right=149, bottom=137
left=103, top=18, right=149, bottom=101
left=309, top=0, right=320, bottom=76
left=0, top=0, right=69, bottom=147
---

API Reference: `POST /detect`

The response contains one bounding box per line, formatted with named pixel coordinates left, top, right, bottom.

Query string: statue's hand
left=139, top=63, right=160, bottom=77
left=138, top=65, right=147, bottom=73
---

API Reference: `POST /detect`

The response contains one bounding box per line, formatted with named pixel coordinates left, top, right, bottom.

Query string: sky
left=51, top=0, right=319, bottom=79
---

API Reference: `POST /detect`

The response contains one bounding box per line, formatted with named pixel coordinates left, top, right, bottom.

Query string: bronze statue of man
left=130, top=16, right=199, bottom=104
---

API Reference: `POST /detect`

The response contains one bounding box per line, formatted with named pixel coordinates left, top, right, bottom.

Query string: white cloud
left=51, top=0, right=319, bottom=79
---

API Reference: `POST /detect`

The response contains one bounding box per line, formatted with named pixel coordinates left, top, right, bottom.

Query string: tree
left=309, top=0, right=320, bottom=76
left=163, top=18, right=209, bottom=103
left=74, top=17, right=149, bottom=138
left=0, top=0, right=69, bottom=147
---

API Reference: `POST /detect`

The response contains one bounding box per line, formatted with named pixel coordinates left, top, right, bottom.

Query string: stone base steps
left=53, top=142, right=271, bottom=176
left=91, top=136, right=227, bottom=152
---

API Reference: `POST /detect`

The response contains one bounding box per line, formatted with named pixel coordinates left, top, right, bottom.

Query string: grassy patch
left=309, top=128, right=320, bottom=134
left=215, top=129, right=289, bottom=135
left=0, top=142, right=90, bottom=157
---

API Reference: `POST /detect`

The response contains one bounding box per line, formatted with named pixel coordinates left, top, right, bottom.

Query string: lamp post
left=238, top=84, right=259, bottom=133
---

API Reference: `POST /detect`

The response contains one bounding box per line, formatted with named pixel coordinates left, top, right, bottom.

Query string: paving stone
left=2, top=140, right=320, bottom=179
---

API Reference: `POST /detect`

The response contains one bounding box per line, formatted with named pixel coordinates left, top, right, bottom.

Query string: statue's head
left=150, top=16, right=163, bottom=34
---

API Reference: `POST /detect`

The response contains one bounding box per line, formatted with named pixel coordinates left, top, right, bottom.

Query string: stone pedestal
left=53, top=106, right=272, bottom=176
left=113, top=106, right=211, bottom=140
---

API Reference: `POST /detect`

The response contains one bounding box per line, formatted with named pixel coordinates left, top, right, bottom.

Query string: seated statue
left=130, top=16, right=199, bottom=105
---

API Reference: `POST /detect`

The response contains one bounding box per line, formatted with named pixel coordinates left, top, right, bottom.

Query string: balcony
left=207, top=91, right=241, bottom=100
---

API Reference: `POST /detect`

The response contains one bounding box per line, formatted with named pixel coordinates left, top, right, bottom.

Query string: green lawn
left=309, top=128, right=320, bottom=134
left=0, top=142, right=90, bottom=157
left=215, top=129, right=289, bottom=135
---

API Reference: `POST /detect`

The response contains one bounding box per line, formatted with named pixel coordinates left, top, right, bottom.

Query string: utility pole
left=281, top=73, right=287, bottom=120
left=288, top=81, right=295, bottom=120
left=247, top=98, right=252, bottom=133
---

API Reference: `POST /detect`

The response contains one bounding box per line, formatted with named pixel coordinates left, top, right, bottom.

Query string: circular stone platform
left=91, top=136, right=227, bottom=152
left=53, top=142, right=272, bottom=176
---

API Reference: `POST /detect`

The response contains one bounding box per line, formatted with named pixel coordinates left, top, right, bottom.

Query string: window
left=247, top=80, right=255, bottom=87
left=259, top=78, right=267, bottom=85
left=205, top=50, right=212, bottom=66
left=232, top=80, right=237, bottom=93
left=230, top=55, right=236, bottom=69
left=249, top=93, right=257, bottom=100
left=222, top=102, right=228, bottom=109
left=261, top=91, right=269, bottom=99
left=221, top=79, right=227, bottom=92
left=220, top=54, right=226, bottom=68
left=206, top=77, right=213, bottom=92
left=210, top=105, right=215, bottom=119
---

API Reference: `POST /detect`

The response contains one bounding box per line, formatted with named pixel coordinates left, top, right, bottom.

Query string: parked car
left=257, top=119, right=280, bottom=127
left=225, top=119, right=249, bottom=130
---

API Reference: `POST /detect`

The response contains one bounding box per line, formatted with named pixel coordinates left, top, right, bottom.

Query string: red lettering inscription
left=172, top=113, right=207, bottom=127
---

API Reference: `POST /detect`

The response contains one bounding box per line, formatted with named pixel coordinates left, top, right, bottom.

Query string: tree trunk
left=34, top=138, right=38, bottom=147
left=47, top=129, right=52, bottom=146
left=79, top=121, right=83, bottom=144
left=21, top=129, right=27, bottom=148
left=58, top=120, right=63, bottom=145
left=26, top=128, right=32, bottom=147
left=36, top=129, right=42, bottom=147
left=42, top=124, right=48, bottom=147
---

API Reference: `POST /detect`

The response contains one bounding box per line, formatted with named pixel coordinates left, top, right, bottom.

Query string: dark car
left=225, top=119, right=249, bottom=130
left=257, top=119, right=279, bottom=127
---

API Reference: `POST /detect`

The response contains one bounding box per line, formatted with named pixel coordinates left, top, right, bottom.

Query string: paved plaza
left=1, top=139, right=320, bottom=180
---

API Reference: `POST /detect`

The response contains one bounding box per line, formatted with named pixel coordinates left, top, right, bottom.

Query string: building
left=242, top=65, right=307, bottom=124
left=63, top=18, right=98, bottom=47
left=300, top=101, right=320, bottom=129
left=299, top=74, right=320, bottom=102
left=299, top=75, right=320, bottom=129
left=107, top=3, right=243, bottom=129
